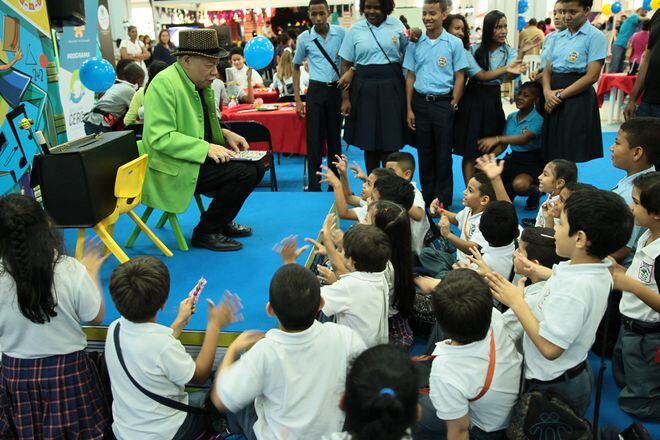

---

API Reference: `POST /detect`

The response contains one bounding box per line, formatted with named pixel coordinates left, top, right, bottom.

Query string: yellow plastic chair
left=75, top=154, right=173, bottom=263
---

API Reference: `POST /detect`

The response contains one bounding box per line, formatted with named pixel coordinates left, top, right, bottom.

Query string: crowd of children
left=2, top=0, right=660, bottom=439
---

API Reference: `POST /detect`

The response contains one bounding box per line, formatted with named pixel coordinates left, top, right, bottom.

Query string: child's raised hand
left=429, top=198, right=444, bottom=216
left=317, top=264, right=339, bottom=284
left=206, top=291, right=244, bottom=330
left=79, top=237, right=110, bottom=280
left=229, top=330, right=265, bottom=354
left=475, top=154, right=504, bottom=179
left=331, top=227, right=344, bottom=249
left=414, top=276, right=441, bottom=295
left=174, top=297, right=195, bottom=328
left=466, top=247, right=492, bottom=276
left=332, top=154, right=348, bottom=175
left=304, top=237, right=327, bottom=255
left=520, top=34, right=543, bottom=54
left=274, top=235, right=309, bottom=264
left=317, top=164, right=341, bottom=188
left=506, top=59, right=526, bottom=75
left=439, top=214, right=451, bottom=238
left=322, top=212, right=338, bottom=237
left=485, top=272, right=525, bottom=308
left=349, top=161, right=367, bottom=181
left=477, top=137, right=501, bottom=154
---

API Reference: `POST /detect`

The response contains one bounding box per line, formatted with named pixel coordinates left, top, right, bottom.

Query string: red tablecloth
left=221, top=104, right=307, bottom=155
left=596, top=73, right=637, bottom=107
left=252, top=89, right=279, bottom=103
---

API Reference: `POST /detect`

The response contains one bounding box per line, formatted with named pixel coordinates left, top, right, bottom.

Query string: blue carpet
left=64, top=131, right=659, bottom=436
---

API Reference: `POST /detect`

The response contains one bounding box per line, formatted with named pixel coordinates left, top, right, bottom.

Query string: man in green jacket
left=142, top=29, right=264, bottom=251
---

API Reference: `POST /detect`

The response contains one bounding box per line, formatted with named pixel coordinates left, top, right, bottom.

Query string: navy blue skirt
left=453, top=82, right=505, bottom=159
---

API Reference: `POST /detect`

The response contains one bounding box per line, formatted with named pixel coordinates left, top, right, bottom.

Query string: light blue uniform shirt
left=614, top=13, right=640, bottom=48
left=612, top=166, right=656, bottom=266
left=293, top=25, right=346, bottom=82
left=468, top=43, right=517, bottom=85
left=464, top=49, right=482, bottom=78
left=504, top=109, right=544, bottom=152
left=402, top=31, right=468, bottom=95
left=539, top=30, right=560, bottom=70
left=547, top=21, right=607, bottom=73
left=339, top=16, right=408, bottom=65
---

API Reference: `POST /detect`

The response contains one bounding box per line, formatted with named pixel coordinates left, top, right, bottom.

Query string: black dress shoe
left=222, top=222, right=253, bottom=237
left=191, top=230, right=243, bottom=252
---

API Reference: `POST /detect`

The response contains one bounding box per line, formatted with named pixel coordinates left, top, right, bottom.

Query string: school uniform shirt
left=546, top=21, right=607, bottom=73
left=339, top=17, right=408, bottom=65
left=352, top=205, right=369, bottom=223
left=321, top=271, right=390, bottom=347
left=104, top=318, right=196, bottom=440
left=429, top=310, right=523, bottom=432
left=217, top=321, right=366, bottom=440
left=463, top=49, right=483, bottom=78
left=539, top=30, right=560, bottom=70
left=402, top=31, right=468, bottom=95
left=482, top=242, right=515, bottom=279
left=0, top=255, right=101, bottom=359
left=411, top=182, right=430, bottom=255
left=294, top=25, right=346, bottom=82
left=534, top=194, right=559, bottom=227
left=503, top=281, right=548, bottom=346
left=620, top=230, right=660, bottom=323
left=612, top=166, right=655, bottom=267
left=504, top=109, right=544, bottom=152
left=455, top=207, right=488, bottom=262
left=227, top=64, right=264, bottom=89
left=468, top=44, right=518, bottom=85
left=523, top=260, right=612, bottom=381
left=272, top=75, right=294, bottom=96
left=83, top=81, right=137, bottom=127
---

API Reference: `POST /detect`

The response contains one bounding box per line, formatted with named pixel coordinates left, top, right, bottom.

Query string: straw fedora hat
left=171, top=29, right=228, bottom=59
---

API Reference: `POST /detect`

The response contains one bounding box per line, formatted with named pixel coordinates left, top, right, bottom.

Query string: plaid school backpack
left=506, top=390, right=592, bottom=440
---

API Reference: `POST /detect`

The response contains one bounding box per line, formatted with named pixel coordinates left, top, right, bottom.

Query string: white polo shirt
left=482, top=242, right=515, bottom=279
left=352, top=205, right=369, bottom=223
left=523, top=260, right=612, bottom=381
left=429, top=310, right=523, bottom=432
left=502, top=281, right=547, bottom=347
left=104, top=318, right=196, bottom=440
left=322, top=271, right=389, bottom=347
left=620, top=230, right=660, bottom=323
left=535, top=194, right=559, bottom=227
left=411, top=182, right=430, bottom=256
left=217, top=321, right=366, bottom=440
left=455, top=207, right=487, bottom=262
left=227, top=65, right=264, bottom=89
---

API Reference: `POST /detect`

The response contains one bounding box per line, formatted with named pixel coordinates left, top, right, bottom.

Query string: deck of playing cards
left=189, top=277, right=207, bottom=304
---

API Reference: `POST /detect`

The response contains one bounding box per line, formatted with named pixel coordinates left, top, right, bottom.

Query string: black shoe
left=191, top=230, right=243, bottom=252
left=525, top=190, right=541, bottom=211
left=222, top=222, right=253, bottom=237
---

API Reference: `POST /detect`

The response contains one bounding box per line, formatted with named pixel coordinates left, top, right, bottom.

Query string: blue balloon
left=643, top=0, right=652, bottom=11
left=611, top=2, right=622, bottom=13
left=79, top=58, right=116, bottom=93
left=518, top=15, right=527, bottom=31
left=244, top=36, right=274, bottom=70
left=518, top=1, right=529, bottom=14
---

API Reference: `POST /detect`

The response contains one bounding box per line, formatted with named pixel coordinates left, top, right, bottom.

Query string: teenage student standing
left=294, top=0, right=346, bottom=192
left=403, top=0, right=467, bottom=208
left=542, top=0, right=607, bottom=163
left=338, top=0, right=409, bottom=173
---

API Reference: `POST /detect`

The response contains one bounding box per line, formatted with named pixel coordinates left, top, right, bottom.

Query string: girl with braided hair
left=0, top=194, right=110, bottom=439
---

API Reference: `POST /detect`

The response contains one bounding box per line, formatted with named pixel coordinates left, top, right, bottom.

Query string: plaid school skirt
left=0, top=350, right=110, bottom=439
left=389, top=313, right=414, bottom=352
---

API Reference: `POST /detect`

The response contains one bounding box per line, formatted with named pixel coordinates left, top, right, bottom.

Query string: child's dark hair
left=563, top=190, right=633, bottom=259
left=563, top=181, right=597, bottom=193
left=520, top=227, right=564, bottom=268
left=473, top=172, right=497, bottom=201
left=642, top=20, right=651, bottom=31
left=0, top=194, right=63, bottom=324
left=344, top=345, right=419, bottom=440
left=109, top=256, right=170, bottom=323
left=309, top=0, right=329, bottom=7
left=373, top=175, right=415, bottom=210
left=548, top=159, right=578, bottom=185
left=144, top=60, right=168, bottom=93
left=386, top=151, right=416, bottom=175
left=423, top=0, right=449, bottom=12
left=343, top=224, right=391, bottom=272
left=633, top=172, right=660, bottom=215
left=431, top=269, right=492, bottom=344
left=620, top=117, right=660, bottom=168
left=371, top=167, right=397, bottom=179
left=560, top=0, right=593, bottom=9
left=359, top=0, right=395, bottom=16
left=519, top=81, right=544, bottom=113
left=115, top=59, right=133, bottom=80
left=371, top=201, right=415, bottom=318
left=270, top=264, right=320, bottom=330
left=474, top=10, right=509, bottom=70
left=443, top=14, right=470, bottom=49
left=229, top=46, right=244, bottom=57
left=123, top=63, right=146, bottom=86
left=479, top=201, right=519, bottom=247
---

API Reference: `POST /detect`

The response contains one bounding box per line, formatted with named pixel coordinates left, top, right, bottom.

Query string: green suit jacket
left=141, top=62, right=225, bottom=213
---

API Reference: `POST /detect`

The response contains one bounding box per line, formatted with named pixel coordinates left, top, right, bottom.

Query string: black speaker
left=48, top=0, right=85, bottom=29
left=31, top=131, right=138, bottom=228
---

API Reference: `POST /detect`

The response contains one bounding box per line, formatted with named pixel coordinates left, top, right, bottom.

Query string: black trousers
left=194, top=159, right=265, bottom=233
left=305, top=81, right=342, bottom=191
left=412, top=93, right=454, bottom=207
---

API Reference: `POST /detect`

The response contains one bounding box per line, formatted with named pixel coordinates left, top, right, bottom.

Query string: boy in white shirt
left=104, top=256, right=240, bottom=440
left=487, top=189, right=634, bottom=416
left=413, top=269, right=523, bottom=439
left=385, top=152, right=431, bottom=255
left=211, top=255, right=366, bottom=440
left=611, top=172, right=660, bottom=420
left=227, top=47, right=265, bottom=88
